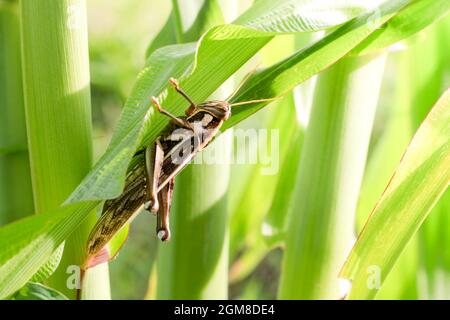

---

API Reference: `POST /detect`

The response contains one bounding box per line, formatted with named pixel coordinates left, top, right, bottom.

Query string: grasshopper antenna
left=226, top=63, right=282, bottom=107
left=229, top=96, right=282, bottom=107
left=226, top=63, right=261, bottom=102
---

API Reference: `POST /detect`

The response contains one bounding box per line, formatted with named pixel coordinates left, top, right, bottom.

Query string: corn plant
left=0, top=0, right=449, bottom=300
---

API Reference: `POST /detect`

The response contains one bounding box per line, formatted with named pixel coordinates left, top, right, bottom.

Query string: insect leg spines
left=144, top=139, right=164, bottom=214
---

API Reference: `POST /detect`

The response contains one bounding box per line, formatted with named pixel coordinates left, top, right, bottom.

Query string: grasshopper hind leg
left=144, top=139, right=164, bottom=214
left=157, top=177, right=174, bottom=241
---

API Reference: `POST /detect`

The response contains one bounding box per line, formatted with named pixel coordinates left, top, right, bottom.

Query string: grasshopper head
left=196, top=101, right=231, bottom=121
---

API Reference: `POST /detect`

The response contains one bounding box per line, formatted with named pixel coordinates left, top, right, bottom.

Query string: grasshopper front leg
left=168, top=78, right=198, bottom=115
left=151, top=96, right=192, bottom=130
left=157, top=177, right=175, bottom=241
left=144, top=139, right=164, bottom=214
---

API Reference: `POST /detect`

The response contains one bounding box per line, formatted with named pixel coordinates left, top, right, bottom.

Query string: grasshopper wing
left=86, top=156, right=147, bottom=267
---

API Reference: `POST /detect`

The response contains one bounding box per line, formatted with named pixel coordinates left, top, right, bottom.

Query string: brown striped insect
left=85, top=76, right=277, bottom=268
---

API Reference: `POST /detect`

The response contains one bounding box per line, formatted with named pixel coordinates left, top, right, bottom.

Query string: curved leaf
left=351, top=0, right=450, bottom=56
left=0, top=202, right=97, bottom=298
left=234, top=0, right=377, bottom=33
left=341, top=89, right=450, bottom=299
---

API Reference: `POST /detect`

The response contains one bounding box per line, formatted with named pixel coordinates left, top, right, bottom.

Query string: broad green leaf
left=0, top=201, right=98, bottom=298
left=358, top=22, right=447, bottom=299
left=341, top=90, right=450, bottom=299
left=0, top=0, right=426, bottom=299
left=234, top=0, right=379, bottom=33
left=225, top=0, right=412, bottom=127
left=351, top=0, right=450, bottom=56
left=10, top=282, right=68, bottom=300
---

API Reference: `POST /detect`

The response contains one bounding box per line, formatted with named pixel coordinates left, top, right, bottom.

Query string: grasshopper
left=85, top=76, right=277, bottom=268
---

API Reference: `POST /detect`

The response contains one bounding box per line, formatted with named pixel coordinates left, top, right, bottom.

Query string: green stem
left=0, top=1, right=34, bottom=225
left=279, top=53, right=387, bottom=299
left=20, top=0, right=109, bottom=299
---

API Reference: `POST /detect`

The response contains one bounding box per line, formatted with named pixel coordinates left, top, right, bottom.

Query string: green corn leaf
left=224, top=0, right=412, bottom=126
left=0, top=201, right=98, bottom=298
left=233, top=0, right=377, bottom=33
left=351, top=0, right=450, bottom=56
left=341, top=89, right=450, bottom=299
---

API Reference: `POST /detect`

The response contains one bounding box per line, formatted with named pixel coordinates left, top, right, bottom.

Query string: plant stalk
left=279, top=53, right=387, bottom=299
left=20, top=0, right=109, bottom=299
left=0, top=1, right=34, bottom=225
